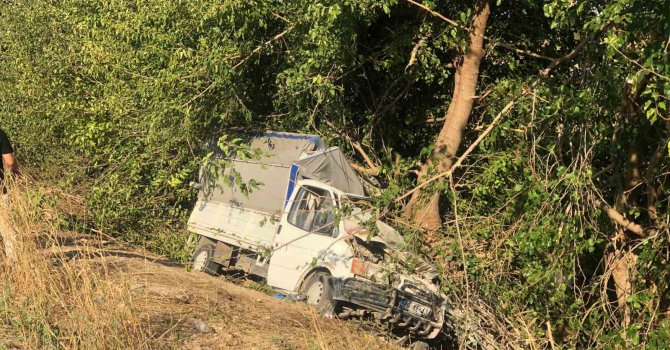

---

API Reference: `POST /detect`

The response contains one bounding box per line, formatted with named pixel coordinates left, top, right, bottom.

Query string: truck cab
left=268, top=179, right=447, bottom=339
left=266, top=179, right=353, bottom=292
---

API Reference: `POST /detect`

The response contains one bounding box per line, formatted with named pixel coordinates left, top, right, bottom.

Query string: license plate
left=399, top=299, right=432, bottom=317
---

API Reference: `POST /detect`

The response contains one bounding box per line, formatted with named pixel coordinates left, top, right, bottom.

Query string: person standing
left=0, top=129, right=17, bottom=184
left=0, top=128, right=18, bottom=262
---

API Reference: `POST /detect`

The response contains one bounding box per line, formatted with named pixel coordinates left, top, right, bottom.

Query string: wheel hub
left=192, top=250, right=209, bottom=271
left=305, top=280, right=324, bottom=305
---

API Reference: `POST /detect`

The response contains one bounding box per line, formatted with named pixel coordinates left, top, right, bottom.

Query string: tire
left=303, top=272, right=338, bottom=317
left=191, top=236, right=219, bottom=276
left=411, top=341, right=430, bottom=350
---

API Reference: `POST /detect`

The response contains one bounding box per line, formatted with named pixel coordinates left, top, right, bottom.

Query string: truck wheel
left=303, top=272, right=338, bottom=317
left=191, top=237, right=219, bottom=276
left=411, top=341, right=430, bottom=350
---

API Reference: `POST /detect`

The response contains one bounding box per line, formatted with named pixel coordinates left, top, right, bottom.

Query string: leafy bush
left=1, top=0, right=668, bottom=348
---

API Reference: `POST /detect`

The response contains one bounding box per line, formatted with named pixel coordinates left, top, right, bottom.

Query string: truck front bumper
left=331, top=277, right=446, bottom=339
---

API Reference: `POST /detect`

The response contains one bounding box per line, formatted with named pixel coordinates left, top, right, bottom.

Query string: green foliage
left=0, top=0, right=669, bottom=348
left=0, top=0, right=452, bottom=258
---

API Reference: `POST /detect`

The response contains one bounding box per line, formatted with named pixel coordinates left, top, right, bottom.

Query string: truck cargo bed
left=188, top=202, right=278, bottom=252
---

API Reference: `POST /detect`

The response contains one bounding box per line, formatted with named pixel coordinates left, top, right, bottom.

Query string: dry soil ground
left=56, top=234, right=401, bottom=350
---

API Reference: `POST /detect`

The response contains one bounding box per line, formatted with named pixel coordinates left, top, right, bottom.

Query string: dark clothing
left=0, top=129, right=14, bottom=183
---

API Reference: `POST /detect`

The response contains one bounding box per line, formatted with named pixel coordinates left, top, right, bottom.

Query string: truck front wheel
left=411, top=341, right=430, bottom=350
left=191, top=237, right=219, bottom=276
left=303, top=272, right=338, bottom=317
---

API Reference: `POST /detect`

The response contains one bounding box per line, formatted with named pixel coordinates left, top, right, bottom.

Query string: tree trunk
left=607, top=73, right=651, bottom=329
left=609, top=242, right=638, bottom=328
left=405, top=0, right=491, bottom=230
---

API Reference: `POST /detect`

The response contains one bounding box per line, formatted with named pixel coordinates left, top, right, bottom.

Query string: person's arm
left=2, top=152, right=18, bottom=176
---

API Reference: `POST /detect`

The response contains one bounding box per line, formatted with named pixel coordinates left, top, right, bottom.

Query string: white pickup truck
left=187, top=132, right=447, bottom=341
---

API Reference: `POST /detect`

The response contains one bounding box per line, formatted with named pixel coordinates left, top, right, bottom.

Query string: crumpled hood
left=342, top=214, right=441, bottom=293
left=345, top=219, right=405, bottom=247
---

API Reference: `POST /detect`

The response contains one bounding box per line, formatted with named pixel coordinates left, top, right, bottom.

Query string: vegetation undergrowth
left=0, top=181, right=160, bottom=349
left=0, top=0, right=668, bottom=348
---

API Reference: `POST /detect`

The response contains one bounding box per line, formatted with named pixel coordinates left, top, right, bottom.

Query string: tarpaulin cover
left=249, top=132, right=323, bottom=166
left=295, top=148, right=365, bottom=196
left=198, top=132, right=365, bottom=215
left=198, top=161, right=291, bottom=214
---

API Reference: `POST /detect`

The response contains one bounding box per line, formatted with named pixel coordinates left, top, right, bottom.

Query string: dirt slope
left=61, top=235, right=399, bottom=350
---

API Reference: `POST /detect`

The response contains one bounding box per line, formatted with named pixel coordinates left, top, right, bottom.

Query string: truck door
left=267, top=184, right=341, bottom=292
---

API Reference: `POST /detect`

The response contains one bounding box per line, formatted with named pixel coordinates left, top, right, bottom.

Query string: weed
left=0, top=182, right=162, bottom=349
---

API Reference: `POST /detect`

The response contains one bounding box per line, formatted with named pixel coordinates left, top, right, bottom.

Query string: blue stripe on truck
left=264, top=132, right=320, bottom=144
left=284, top=164, right=300, bottom=209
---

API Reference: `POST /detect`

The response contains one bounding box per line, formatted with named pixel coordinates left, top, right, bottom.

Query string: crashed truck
left=187, top=131, right=447, bottom=340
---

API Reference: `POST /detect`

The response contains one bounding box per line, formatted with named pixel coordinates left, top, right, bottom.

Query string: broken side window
left=287, top=186, right=336, bottom=237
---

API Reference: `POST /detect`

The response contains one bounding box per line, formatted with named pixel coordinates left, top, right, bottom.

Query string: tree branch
left=541, top=27, right=606, bottom=76
left=610, top=44, right=670, bottom=82
left=405, top=0, right=463, bottom=30
left=350, top=162, right=381, bottom=175
left=322, top=118, right=380, bottom=175
left=351, top=140, right=379, bottom=172
left=396, top=88, right=530, bottom=203
left=180, top=26, right=295, bottom=108
left=406, top=34, right=430, bottom=70
left=232, top=26, right=294, bottom=70
left=494, top=42, right=556, bottom=62
left=596, top=198, right=647, bottom=237
left=405, top=0, right=558, bottom=62
left=179, top=81, right=216, bottom=109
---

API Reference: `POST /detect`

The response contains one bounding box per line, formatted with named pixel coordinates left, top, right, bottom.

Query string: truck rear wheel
left=191, top=237, right=219, bottom=275
left=303, top=272, right=338, bottom=317
left=411, top=341, right=430, bottom=350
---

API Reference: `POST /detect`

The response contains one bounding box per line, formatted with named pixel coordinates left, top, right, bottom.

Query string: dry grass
left=0, top=181, right=400, bottom=350
left=0, top=182, right=159, bottom=349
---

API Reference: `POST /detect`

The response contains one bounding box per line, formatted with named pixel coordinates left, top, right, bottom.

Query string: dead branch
left=449, top=174, right=470, bottom=319
left=541, top=27, right=605, bottom=76
left=406, top=34, right=430, bottom=70
left=546, top=321, right=557, bottom=350
left=232, top=26, right=294, bottom=70
left=595, top=197, right=647, bottom=237
left=322, top=118, right=380, bottom=175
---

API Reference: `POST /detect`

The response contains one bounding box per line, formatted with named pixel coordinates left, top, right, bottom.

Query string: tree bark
left=609, top=245, right=638, bottom=328
left=405, top=0, right=491, bottom=230
left=644, top=117, right=669, bottom=225
left=607, top=73, right=652, bottom=329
